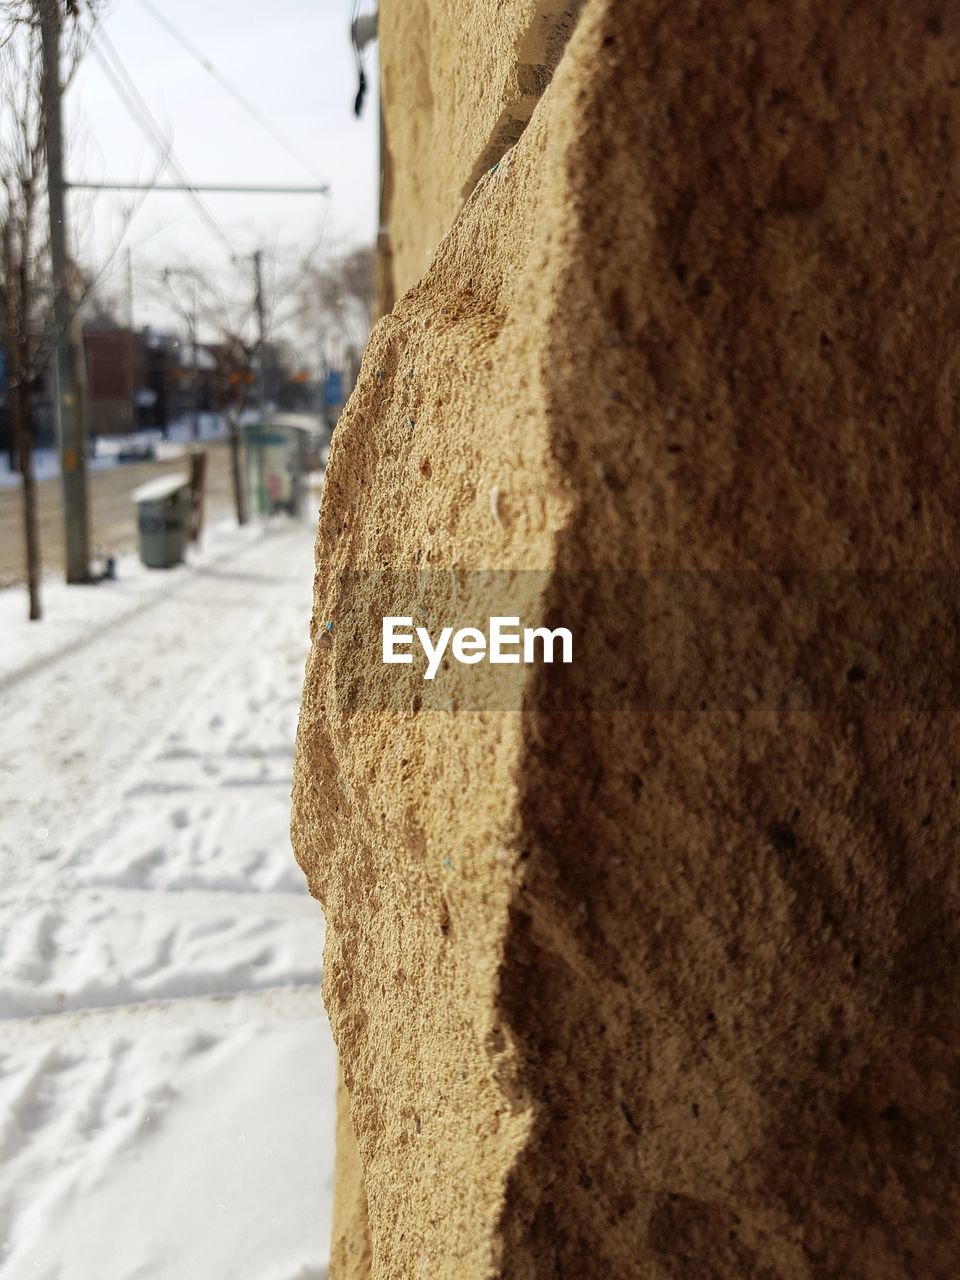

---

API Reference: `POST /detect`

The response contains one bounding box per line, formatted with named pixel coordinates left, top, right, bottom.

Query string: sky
left=65, top=0, right=379, bottom=346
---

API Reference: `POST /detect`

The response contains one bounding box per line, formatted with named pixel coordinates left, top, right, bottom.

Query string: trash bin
left=133, top=474, right=191, bottom=568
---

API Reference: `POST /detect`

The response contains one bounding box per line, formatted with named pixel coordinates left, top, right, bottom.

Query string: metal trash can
left=133, top=474, right=191, bottom=568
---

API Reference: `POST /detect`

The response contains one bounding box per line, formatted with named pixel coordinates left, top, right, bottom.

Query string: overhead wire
left=86, top=17, right=337, bottom=356
left=90, top=30, right=238, bottom=256
left=134, top=0, right=328, bottom=188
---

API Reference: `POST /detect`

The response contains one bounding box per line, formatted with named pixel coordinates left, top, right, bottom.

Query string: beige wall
left=378, top=0, right=583, bottom=299
left=297, top=1, right=960, bottom=1276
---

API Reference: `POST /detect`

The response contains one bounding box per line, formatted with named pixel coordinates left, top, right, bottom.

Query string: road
left=0, top=440, right=237, bottom=588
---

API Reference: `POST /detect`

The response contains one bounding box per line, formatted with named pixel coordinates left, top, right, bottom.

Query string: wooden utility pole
left=127, top=246, right=137, bottom=431
left=40, top=0, right=90, bottom=583
left=191, top=275, right=200, bottom=439
left=253, top=249, right=267, bottom=418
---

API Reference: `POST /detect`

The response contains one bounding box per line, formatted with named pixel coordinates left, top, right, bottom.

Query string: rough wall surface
left=379, top=0, right=584, bottom=296
left=294, top=1, right=960, bottom=1277
left=327, top=1068, right=372, bottom=1278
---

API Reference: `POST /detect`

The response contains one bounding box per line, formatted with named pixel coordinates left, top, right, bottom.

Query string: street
left=0, top=440, right=238, bottom=588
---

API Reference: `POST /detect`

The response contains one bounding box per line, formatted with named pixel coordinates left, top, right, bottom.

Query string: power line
left=67, top=180, right=329, bottom=194
left=91, top=31, right=237, bottom=256
left=91, top=32, right=236, bottom=254
left=134, top=0, right=329, bottom=188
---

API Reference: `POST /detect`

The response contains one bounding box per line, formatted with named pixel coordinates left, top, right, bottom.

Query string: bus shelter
left=240, top=413, right=325, bottom=519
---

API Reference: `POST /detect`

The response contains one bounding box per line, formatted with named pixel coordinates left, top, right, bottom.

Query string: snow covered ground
left=0, top=414, right=231, bottom=490
left=0, top=517, right=334, bottom=1280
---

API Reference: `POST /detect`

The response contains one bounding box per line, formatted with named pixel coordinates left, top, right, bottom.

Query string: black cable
left=350, top=2, right=375, bottom=118
left=353, top=66, right=367, bottom=118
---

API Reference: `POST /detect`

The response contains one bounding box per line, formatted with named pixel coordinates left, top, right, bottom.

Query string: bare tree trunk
left=227, top=408, right=247, bottom=526
left=3, top=216, right=42, bottom=618
left=11, top=373, right=41, bottom=619
left=188, top=447, right=208, bottom=544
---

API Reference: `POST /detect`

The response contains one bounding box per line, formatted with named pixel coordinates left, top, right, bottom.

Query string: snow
left=132, top=474, right=191, bottom=502
left=0, top=446, right=121, bottom=490
left=0, top=516, right=334, bottom=1280
left=0, top=415, right=231, bottom=490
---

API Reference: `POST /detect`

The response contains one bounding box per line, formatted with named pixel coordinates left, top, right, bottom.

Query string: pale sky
left=65, top=0, right=379, bottom=347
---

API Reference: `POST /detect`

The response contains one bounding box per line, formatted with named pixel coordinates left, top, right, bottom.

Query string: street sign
left=324, top=369, right=343, bottom=407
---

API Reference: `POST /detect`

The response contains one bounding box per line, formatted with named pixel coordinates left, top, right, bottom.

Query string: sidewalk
left=0, top=520, right=333, bottom=1280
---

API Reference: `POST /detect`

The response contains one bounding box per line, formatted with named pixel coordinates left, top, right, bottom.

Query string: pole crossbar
left=65, top=180, right=330, bottom=195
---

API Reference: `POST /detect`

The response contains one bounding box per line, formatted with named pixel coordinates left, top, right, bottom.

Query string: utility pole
left=126, top=247, right=137, bottom=432
left=253, top=249, right=267, bottom=419
left=191, top=275, right=200, bottom=439
left=40, top=0, right=90, bottom=584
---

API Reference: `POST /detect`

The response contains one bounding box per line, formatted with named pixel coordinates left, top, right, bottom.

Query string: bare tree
left=214, top=328, right=251, bottom=526
left=148, top=262, right=255, bottom=525
left=0, top=0, right=97, bottom=618
left=1, top=3, right=52, bottom=619
left=284, top=244, right=374, bottom=390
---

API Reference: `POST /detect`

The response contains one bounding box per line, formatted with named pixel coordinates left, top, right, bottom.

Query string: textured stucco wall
left=378, top=0, right=584, bottom=298
left=295, top=1, right=960, bottom=1276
